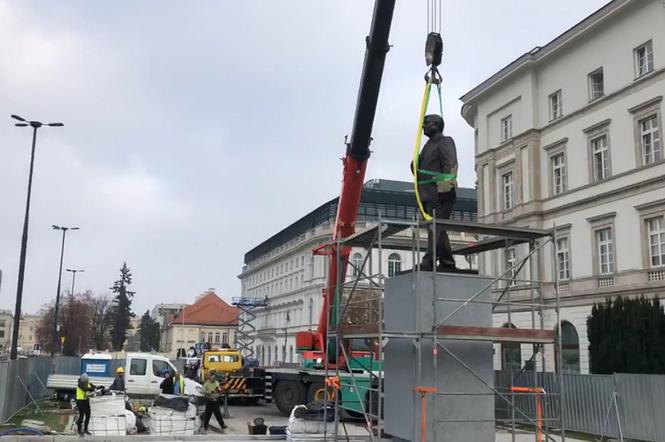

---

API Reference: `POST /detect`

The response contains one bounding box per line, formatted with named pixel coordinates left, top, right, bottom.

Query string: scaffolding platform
left=340, top=323, right=556, bottom=344
left=324, top=218, right=566, bottom=442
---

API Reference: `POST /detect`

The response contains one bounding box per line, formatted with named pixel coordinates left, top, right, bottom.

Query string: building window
left=590, top=135, right=610, bottom=181
left=501, top=115, right=512, bottom=142
left=551, top=152, right=567, bottom=195
left=588, top=69, right=604, bottom=101
left=387, top=253, right=401, bottom=277
left=506, top=247, right=517, bottom=285
left=214, top=332, right=220, bottom=344
left=351, top=253, right=363, bottom=276
left=308, top=298, right=314, bottom=329
left=639, top=115, right=661, bottom=165
left=501, top=323, right=521, bottom=371
left=549, top=90, right=563, bottom=121
left=596, top=228, right=615, bottom=275
left=222, top=332, right=229, bottom=344
left=502, top=171, right=514, bottom=210
left=635, top=40, right=654, bottom=78
left=558, top=321, right=580, bottom=373
left=207, top=332, right=213, bottom=343
left=556, top=236, right=570, bottom=281
left=647, top=216, right=665, bottom=267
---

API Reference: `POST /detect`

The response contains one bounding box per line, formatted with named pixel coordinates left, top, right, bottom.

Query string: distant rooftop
left=169, top=291, right=239, bottom=327
left=243, top=179, right=477, bottom=265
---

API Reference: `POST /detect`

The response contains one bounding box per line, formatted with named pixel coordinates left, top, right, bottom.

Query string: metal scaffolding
left=232, top=296, right=268, bottom=359
left=323, top=217, right=566, bottom=442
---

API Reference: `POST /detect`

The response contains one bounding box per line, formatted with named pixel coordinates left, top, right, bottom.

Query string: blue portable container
left=80, top=351, right=112, bottom=376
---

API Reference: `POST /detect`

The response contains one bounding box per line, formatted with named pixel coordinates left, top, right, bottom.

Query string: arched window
left=558, top=321, right=580, bottom=373
left=352, top=253, right=363, bottom=276
left=308, top=298, right=314, bottom=329
left=501, top=323, right=521, bottom=371
left=388, top=253, right=402, bottom=277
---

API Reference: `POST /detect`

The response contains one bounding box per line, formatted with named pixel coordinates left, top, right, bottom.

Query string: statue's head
left=423, top=114, right=444, bottom=138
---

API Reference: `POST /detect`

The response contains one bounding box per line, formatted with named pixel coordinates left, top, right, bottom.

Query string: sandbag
left=148, top=403, right=199, bottom=435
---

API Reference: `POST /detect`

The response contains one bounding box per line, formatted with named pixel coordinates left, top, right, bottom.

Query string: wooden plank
left=437, top=325, right=555, bottom=343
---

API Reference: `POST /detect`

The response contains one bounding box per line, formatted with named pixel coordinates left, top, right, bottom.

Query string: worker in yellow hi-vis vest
left=75, top=373, right=97, bottom=436
left=173, top=371, right=186, bottom=395
left=412, top=114, right=458, bottom=272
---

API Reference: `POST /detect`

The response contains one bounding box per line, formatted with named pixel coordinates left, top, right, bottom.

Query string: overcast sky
left=0, top=0, right=609, bottom=315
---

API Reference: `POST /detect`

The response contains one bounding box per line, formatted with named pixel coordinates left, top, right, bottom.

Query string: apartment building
left=460, top=0, right=665, bottom=373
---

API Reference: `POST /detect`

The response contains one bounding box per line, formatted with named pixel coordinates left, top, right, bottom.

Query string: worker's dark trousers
left=76, top=400, right=91, bottom=433
left=422, top=191, right=456, bottom=268
left=203, top=399, right=225, bottom=430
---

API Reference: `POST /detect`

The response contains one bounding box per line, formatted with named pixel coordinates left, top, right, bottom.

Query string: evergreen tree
left=138, top=310, right=160, bottom=352
left=107, top=262, right=135, bottom=351
left=588, top=296, right=665, bottom=374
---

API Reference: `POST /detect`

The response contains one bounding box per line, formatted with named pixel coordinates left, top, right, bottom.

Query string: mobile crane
left=265, top=0, right=397, bottom=416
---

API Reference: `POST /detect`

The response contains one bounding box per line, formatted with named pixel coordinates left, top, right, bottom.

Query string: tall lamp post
left=10, top=114, right=63, bottom=360
left=66, top=268, right=85, bottom=297
left=52, top=226, right=79, bottom=356
left=66, top=269, right=85, bottom=355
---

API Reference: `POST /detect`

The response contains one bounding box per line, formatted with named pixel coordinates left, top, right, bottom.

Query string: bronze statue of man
left=413, top=114, right=458, bottom=271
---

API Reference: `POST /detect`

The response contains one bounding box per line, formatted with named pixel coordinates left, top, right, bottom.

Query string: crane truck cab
left=199, top=346, right=265, bottom=400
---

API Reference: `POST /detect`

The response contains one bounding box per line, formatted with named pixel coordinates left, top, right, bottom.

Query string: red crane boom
left=296, top=0, right=396, bottom=368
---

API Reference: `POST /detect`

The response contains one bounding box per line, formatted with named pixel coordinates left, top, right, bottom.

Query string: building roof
left=459, top=0, right=631, bottom=121
left=243, top=179, right=477, bottom=264
left=170, top=291, right=239, bottom=327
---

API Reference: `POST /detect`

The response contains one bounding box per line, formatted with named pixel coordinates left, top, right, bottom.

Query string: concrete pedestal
left=384, top=272, right=495, bottom=442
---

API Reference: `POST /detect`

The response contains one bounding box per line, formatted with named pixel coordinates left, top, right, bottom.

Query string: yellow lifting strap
left=412, top=80, right=444, bottom=221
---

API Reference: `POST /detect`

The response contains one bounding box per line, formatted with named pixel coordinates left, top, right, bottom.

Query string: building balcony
left=493, top=269, right=665, bottom=311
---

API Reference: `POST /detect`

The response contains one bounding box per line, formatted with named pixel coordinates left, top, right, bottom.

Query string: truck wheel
left=306, top=382, right=334, bottom=403
left=274, top=380, right=306, bottom=415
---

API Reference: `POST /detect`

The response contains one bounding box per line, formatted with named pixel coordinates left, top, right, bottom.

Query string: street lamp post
left=10, top=114, right=63, bottom=360
left=52, top=226, right=79, bottom=356
left=66, top=268, right=85, bottom=297
left=66, top=269, right=84, bottom=355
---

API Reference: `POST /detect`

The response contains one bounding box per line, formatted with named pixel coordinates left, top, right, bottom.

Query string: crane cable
left=413, top=0, right=447, bottom=221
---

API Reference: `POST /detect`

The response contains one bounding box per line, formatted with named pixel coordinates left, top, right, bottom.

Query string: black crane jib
left=346, top=0, right=396, bottom=161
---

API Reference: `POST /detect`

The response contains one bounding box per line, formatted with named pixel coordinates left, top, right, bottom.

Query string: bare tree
left=36, top=293, right=94, bottom=356
left=90, top=294, right=112, bottom=351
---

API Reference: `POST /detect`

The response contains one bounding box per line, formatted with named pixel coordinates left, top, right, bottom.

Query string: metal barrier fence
left=0, top=357, right=53, bottom=422
left=496, top=370, right=665, bottom=441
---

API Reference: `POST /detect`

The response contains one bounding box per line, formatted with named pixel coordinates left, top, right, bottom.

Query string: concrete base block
left=384, top=272, right=495, bottom=442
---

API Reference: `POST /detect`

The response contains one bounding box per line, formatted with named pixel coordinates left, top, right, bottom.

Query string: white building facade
left=460, top=0, right=665, bottom=374
left=239, top=179, right=477, bottom=367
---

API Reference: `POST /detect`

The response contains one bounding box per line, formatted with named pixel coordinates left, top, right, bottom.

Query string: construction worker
left=413, top=114, right=458, bottom=271
left=75, top=373, right=96, bottom=436
left=202, top=370, right=227, bottom=433
left=173, top=371, right=186, bottom=396
left=109, top=367, right=125, bottom=392
left=159, top=370, right=175, bottom=394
